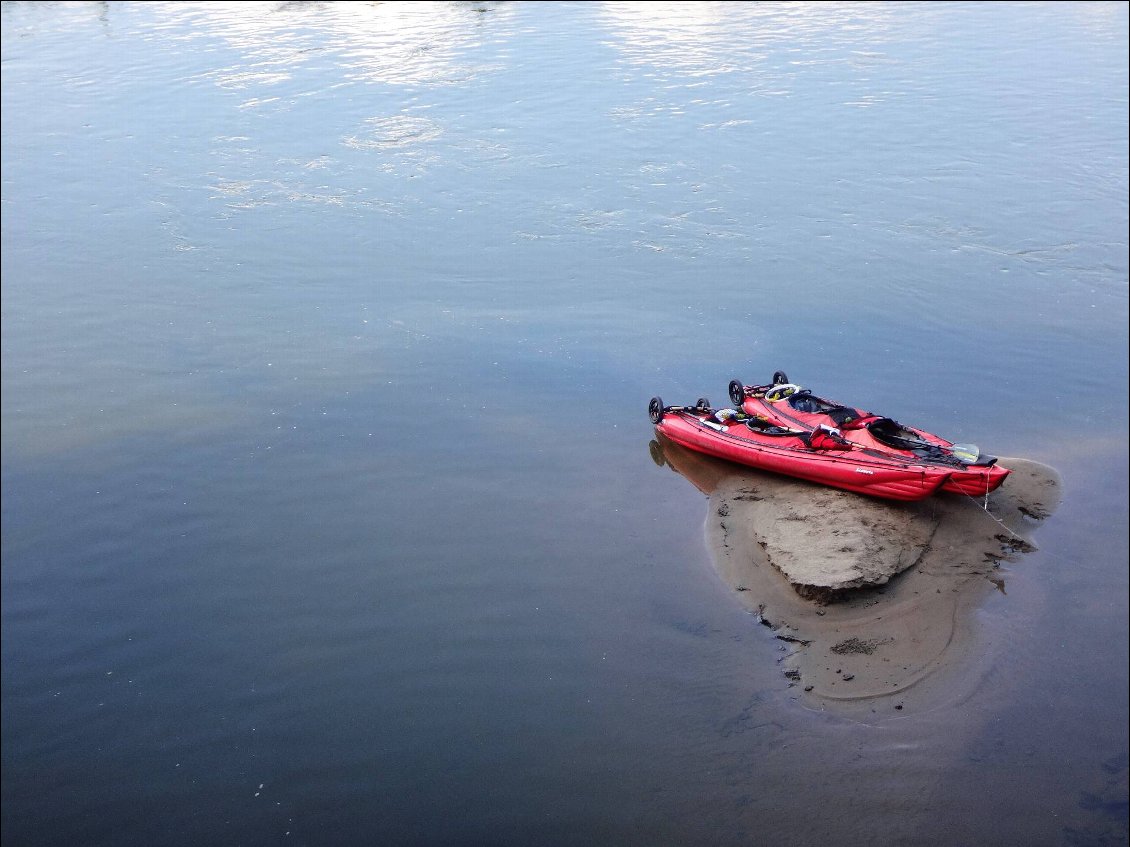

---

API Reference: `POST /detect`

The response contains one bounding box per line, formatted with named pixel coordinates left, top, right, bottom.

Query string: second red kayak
left=727, top=371, right=1010, bottom=497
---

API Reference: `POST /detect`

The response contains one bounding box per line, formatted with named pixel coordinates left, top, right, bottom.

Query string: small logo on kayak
left=854, top=468, right=875, bottom=475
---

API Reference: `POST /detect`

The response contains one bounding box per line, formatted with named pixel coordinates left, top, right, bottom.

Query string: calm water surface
left=3, top=3, right=1127, bottom=845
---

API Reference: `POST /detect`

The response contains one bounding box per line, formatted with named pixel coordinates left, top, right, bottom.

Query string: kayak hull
left=653, top=410, right=952, bottom=502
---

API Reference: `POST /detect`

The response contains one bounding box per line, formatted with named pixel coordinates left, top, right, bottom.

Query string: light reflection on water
left=2, top=2, right=1127, bottom=846
left=598, top=1, right=909, bottom=85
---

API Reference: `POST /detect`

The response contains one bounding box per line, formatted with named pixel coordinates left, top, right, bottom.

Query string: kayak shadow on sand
left=649, top=434, right=1062, bottom=713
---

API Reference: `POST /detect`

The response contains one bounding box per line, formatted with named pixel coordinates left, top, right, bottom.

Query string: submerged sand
left=650, top=436, right=1062, bottom=713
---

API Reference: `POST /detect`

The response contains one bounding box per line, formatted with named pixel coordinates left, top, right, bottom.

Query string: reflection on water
left=599, top=1, right=905, bottom=86
left=650, top=436, right=1062, bottom=711
left=172, top=1, right=506, bottom=91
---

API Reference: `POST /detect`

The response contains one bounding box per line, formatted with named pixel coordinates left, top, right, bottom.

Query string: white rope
left=954, top=472, right=1029, bottom=544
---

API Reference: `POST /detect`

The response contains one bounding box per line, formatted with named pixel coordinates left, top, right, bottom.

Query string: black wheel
left=649, top=397, right=664, bottom=424
left=728, top=379, right=745, bottom=407
left=696, top=397, right=711, bottom=412
left=772, top=370, right=789, bottom=385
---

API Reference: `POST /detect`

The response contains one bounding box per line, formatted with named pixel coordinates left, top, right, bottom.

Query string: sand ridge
left=651, top=436, right=1062, bottom=713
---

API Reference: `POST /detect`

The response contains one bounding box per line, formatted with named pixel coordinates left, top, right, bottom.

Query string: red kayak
left=648, top=397, right=953, bottom=502
left=726, top=371, right=1010, bottom=497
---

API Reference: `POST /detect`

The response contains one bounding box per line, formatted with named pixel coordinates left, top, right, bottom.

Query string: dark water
left=2, top=3, right=1127, bottom=845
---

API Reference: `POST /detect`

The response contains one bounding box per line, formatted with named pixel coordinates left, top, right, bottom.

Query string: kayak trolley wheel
left=772, top=370, right=789, bottom=385
left=649, top=397, right=665, bottom=424
left=695, top=397, right=711, bottom=412
left=728, top=379, right=745, bottom=407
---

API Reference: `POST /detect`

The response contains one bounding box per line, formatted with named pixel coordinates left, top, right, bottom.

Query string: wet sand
left=651, top=436, right=1062, bottom=716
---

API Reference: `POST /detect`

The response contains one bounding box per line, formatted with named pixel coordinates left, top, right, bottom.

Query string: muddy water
left=3, top=3, right=1127, bottom=845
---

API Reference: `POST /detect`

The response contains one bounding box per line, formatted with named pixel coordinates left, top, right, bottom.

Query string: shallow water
left=2, top=3, right=1127, bottom=845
